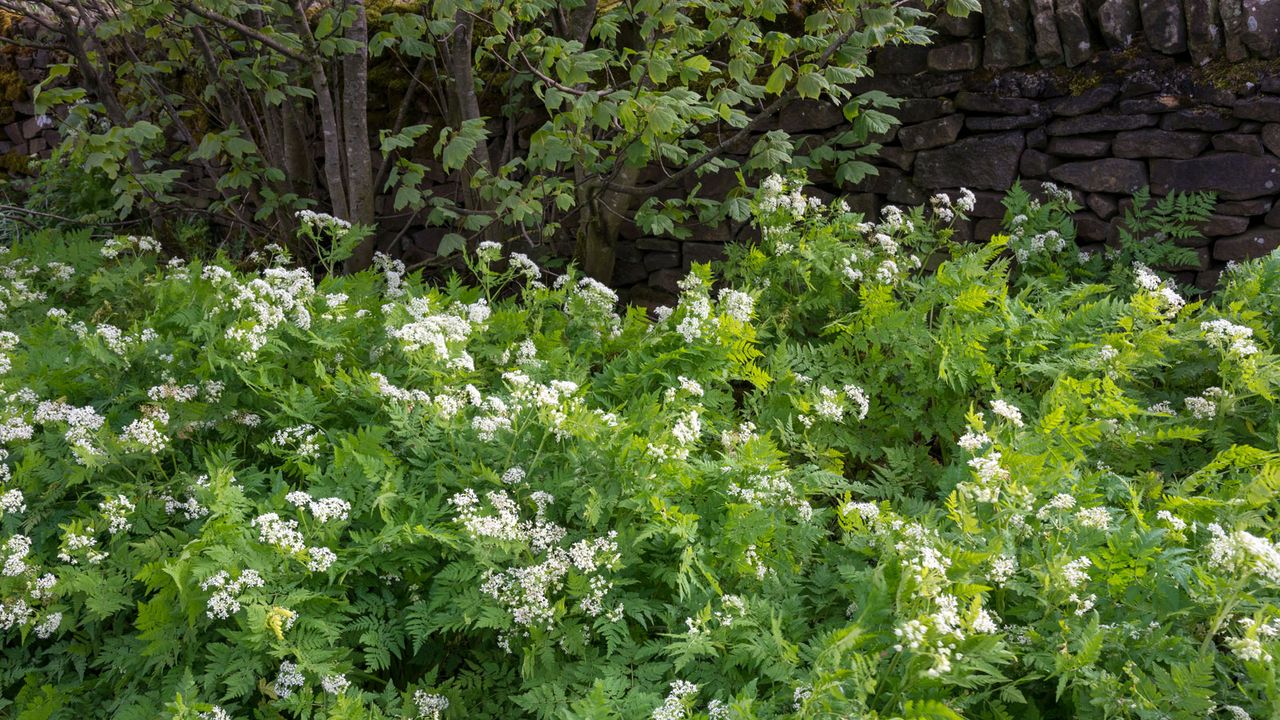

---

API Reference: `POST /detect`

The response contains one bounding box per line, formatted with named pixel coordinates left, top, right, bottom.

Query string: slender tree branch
left=600, top=25, right=859, bottom=196
left=178, top=2, right=307, bottom=62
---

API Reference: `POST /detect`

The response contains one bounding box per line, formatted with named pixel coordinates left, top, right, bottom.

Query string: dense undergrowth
left=0, top=179, right=1278, bottom=719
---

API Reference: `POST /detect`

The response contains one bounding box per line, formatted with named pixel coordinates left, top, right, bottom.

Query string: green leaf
left=437, top=233, right=466, bottom=257
left=765, top=65, right=794, bottom=95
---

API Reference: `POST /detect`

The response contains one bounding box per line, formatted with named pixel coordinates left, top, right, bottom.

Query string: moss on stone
left=0, top=151, right=32, bottom=176
left=1195, top=57, right=1280, bottom=92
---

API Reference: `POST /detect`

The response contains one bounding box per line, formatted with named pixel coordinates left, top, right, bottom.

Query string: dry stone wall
left=0, top=19, right=58, bottom=172
left=616, top=14, right=1280, bottom=305
left=6, top=12, right=1280, bottom=304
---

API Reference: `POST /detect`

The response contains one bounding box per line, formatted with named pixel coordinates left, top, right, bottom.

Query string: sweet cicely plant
left=0, top=178, right=1278, bottom=719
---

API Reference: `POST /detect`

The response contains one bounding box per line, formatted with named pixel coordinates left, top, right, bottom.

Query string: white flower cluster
left=453, top=487, right=621, bottom=632
left=1061, top=556, right=1093, bottom=588
left=162, top=481, right=208, bottom=520
left=120, top=407, right=170, bottom=454
left=285, top=491, right=351, bottom=523
left=0, top=488, right=25, bottom=516
left=812, top=385, right=869, bottom=422
left=1206, top=523, right=1280, bottom=585
left=252, top=513, right=306, bottom=553
left=568, top=276, right=620, bottom=318
left=668, top=273, right=719, bottom=343
left=296, top=209, right=352, bottom=233
left=1156, top=509, right=1187, bottom=531
left=389, top=296, right=487, bottom=371
left=963, top=450, right=1008, bottom=502
left=271, top=424, right=322, bottom=458
left=0, top=415, right=33, bottom=444
left=100, top=235, right=160, bottom=259
left=758, top=174, right=820, bottom=225
left=414, top=691, right=450, bottom=720
left=271, top=660, right=305, bottom=698
left=930, top=190, right=974, bottom=223
left=989, top=553, right=1018, bottom=584
left=1133, top=263, right=1185, bottom=318
left=0, top=331, right=17, bottom=376
left=1011, top=228, right=1067, bottom=263
left=321, top=673, right=350, bottom=695
left=1184, top=386, right=1226, bottom=420
left=374, top=252, right=406, bottom=298
left=1201, top=319, right=1259, bottom=358
left=57, top=529, right=107, bottom=565
left=99, top=494, right=135, bottom=534
left=727, top=472, right=813, bottom=521
left=652, top=680, right=698, bottom=720
left=958, top=431, right=990, bottom=452
left=71, top=322, right=157, bottom=359
left=225, top=267, right=316, bottom=362
left=200, top=569, right=265, bottom=619
left=1227, top=635, right=1272, bottom=663
left=990, top=399, right=1024, bottom=427
left=3, top=534, right=31, bottom=576
left=716, top=289, right=754, bottom=323
left=33, top=611, right=61, bottom=638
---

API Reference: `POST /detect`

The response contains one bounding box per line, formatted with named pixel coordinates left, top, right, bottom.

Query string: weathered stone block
left=966, top=110, right=1051, bottom=131
left=1118, top=95, right=1188, bottom=114
left=1113, top=129, right=1210, bottom=158
left=1031, top=0, right=1064, bottom=65
left=1139, top=0, right=1187, bottom=53
left=1199, top=214, right=1251, bottom=236
left=1057, top=0, right=1095, bottom=66
left=1049, top=158, right=1149, bottom=193
left=1263, top=124, right=1280, bottom=156
left=1161, top=108, right=1238, bottom=132
left=648, top=269, right=685, bottom=295
left=1020, top=149, right=1057, bottom=177
left=1047, top=137, right=1112, bottom=158
left=955, top=92, right=1041, bottom=114
left=898, top=114, right=964, bottom=151
left=1240, top=0, right=1280, bottom=57
left=778, top=100, right=845, bottom=132
left=644, top=253, right=680, bottom=272
left=1185, top=0, right=1223, bottom=64
left=1047, top=113, right=1157, bottom=135
left=636, top=237, right=680, bottom=252
left=880, top=146, right=916, bottom=171
left=981, top=0, right=1031, bottom=67
left=928, top=41, right=982, bottom=72
left=1212, top=133, right=1265, bottom=155
left=892, top=98, right=955, bottom=124
left=1217, top=198, right=1274, bottom=215
left=1235, top=97, right=1280, bottom=122
left=1087, top=193, right=1119, bottom=219
left=876, top=45, right=930, bottom=75
left=1097, top=0, right=1141, bottom=48
left=1151, top=153, right=1280, bottom=200
left=915, top=132, right=1026, bottom=190
left=1049, top=85, right=1120, bottom=116
left=683, top=242, right=726, bottom=265
left=1073, top=212, right=1110, bottom=241
left=1214, top=228, right=1280, bottom=260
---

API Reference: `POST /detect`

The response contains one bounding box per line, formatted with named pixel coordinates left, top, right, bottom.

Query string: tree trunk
left=342, top=0, right=378, bottom=271
left=576, top=164, right=642, bottom=281
left=441, top=11, right=497, bottom=238
left=291, top=1, right=350, bottom=222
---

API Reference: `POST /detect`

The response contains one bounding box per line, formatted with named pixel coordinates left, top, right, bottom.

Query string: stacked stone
left=619, top=63, right=1280, bottom=302
left=966, top=0, right=1280, bottom=68
left=0, top=24, right=59, bottom=163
